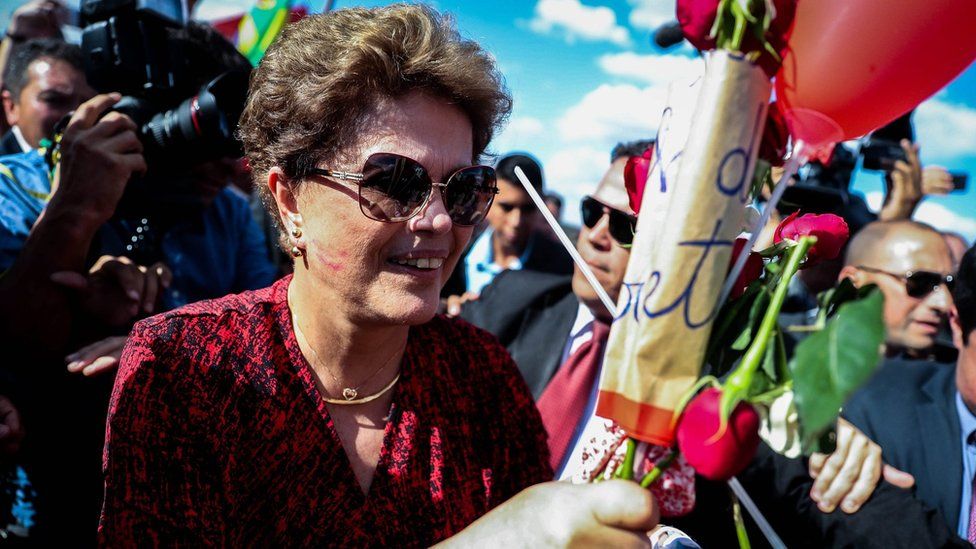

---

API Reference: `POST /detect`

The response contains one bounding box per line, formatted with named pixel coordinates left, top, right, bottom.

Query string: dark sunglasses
left=857, top=265, right=955, bottom=298
left=304, top=152, right=498, bottom=226
left=581, top=196, right=637, bottom=246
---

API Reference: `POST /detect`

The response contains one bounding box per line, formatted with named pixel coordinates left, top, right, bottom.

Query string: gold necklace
left=292, top=313, right=402, bottom=404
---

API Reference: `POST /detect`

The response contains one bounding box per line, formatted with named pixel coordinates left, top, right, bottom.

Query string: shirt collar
left=955, top=391, right=976, bottom=444
left=569, top=302, right=596, bottom=339
left=11, top=126, right=32, bottom=153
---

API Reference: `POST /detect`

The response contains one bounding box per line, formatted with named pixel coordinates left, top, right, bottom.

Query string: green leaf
left=791, top=289, right=886, bottom=453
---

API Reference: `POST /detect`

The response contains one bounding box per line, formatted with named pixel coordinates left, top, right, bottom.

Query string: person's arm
left=0, top=94, right=145, bottom=356
left=99, top=318, right=225, bottom=543
left=878, top=139, right=923, bottom=221
left=436, top=480, right=659, bottom=548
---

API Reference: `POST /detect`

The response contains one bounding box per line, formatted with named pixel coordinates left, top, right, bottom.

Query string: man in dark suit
left=1, top=39, right=92, bottom=155
left=844, top=243, right=976, bottom=540
left=442, top=152, right=573, bottom=298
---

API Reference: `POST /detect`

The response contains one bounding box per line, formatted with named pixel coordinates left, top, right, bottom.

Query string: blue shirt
left=463, top=228, right=536, bottom=294
left=0, top=150, right=277, bottom=309
left=955, top=391, right=976, bottom=538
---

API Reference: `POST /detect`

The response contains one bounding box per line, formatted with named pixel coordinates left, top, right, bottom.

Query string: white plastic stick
left=729, top=476, right=788, bottom=549
left=514, top=166, right=619, bottom=317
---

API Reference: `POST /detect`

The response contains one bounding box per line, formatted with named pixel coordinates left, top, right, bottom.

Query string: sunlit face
left=572, top=157, right=634, bottom=321
left=3, top=58, right=93, bottom=148
left=486, top=178, right=538, bottom=253
left=288, top=92, right=475, bottom=325
left=855, top=231, right=954, bottom=353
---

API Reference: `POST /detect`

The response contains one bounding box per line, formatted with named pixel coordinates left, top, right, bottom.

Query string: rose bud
left=727, top=237, right=764, bottom=299
left=676, top=387, right=761, bottom=481
left=758, top=102, right=790, bottom=167
left=624, top=146, right=653, bottom=215
left=773, top=211, right=850, bottom=267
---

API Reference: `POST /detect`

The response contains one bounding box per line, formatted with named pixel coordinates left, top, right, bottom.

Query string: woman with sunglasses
left=99, top=4, right=658, bottom=546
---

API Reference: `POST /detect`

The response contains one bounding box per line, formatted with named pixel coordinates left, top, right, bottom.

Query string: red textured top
left=98, top=276, right=552, bottom=547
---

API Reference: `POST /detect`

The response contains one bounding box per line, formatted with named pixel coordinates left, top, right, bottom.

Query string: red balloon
left=775, top=0, right=976, bottom=155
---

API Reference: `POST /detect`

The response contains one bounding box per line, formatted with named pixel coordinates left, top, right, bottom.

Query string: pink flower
left=624, top=145, right=653, bottom=215
left=676, top=387, right=761, bottom=481
left=727, top=237, right=764, bottom=299
left=773, top=212, right=850, bottom=267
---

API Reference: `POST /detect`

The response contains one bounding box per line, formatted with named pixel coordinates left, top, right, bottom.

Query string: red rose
left=758, top=102, right=790, bottom=167
left=773, top=212, right=850, bottom=267
left=676, top=0, right=719, bottom=52
left=676, top=387, right=761, bottom=481
left=727, top=237, right=763, bottom=299
left=677, top=0, right=797, bottom=77
left=742, top=0, right=797, bottom=77
left=624, top=145, right=653, bottom=215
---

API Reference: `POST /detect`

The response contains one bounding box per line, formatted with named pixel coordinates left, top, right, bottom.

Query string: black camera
left=79, top=0, right=248, bottom=170
left=861, top=138, right=907, bottom=171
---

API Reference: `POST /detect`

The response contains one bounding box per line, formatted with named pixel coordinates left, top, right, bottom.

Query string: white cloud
left=627, top=0, right=677, bottom=31
left=527, top=0, right=632, bottom=47
left=865, top=192, right=976, bottom=241
left=491, top=116, right=547, bottom=155
left=598, top=52, right=703, bottom=86
left=914, top=99, right=976, bottom=164
left=556, top=83, right=667, bottom=144
left=543, top=146, right=613, bottom=224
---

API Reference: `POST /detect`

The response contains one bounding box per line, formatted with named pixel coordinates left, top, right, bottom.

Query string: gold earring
left=291, top=227, right=302, bottom=238
left=291, top=246, right=303, bottom=258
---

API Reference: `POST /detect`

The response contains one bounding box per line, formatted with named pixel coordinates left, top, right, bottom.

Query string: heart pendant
left=342, top=387, right=358, bottom=401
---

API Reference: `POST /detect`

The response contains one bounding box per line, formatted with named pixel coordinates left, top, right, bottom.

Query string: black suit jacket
left=442, top=231, right=574, bottom=298
left=460, top=269, right=577, bottom=398
left=843, top=358, right=963, bottom=529
left=0, top=130, right=25, bottom=157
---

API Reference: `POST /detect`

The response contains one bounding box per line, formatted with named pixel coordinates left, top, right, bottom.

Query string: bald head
left=845, top=220, right=952, bottom=272
left=841, top=220, right=954, bottom=355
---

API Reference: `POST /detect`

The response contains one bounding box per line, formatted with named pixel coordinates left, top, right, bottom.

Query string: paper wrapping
left=596, top=52, right=772, bottom=446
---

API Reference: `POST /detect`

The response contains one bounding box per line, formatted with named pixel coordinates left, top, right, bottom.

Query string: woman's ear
left=268, top=167, right=303, bottom=230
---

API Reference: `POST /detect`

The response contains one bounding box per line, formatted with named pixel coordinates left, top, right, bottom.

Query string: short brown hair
left=239, top=3, right=511, bottom=187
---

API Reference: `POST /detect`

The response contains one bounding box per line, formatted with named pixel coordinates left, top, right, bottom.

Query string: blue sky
left=7, top=0, right=973, bottom=239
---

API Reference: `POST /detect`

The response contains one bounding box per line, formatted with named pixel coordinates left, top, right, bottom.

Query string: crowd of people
left=0, top=1, right=973, bottom=547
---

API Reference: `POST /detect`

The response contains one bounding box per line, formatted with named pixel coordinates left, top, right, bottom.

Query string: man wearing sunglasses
left=842, top=244, right=976, bottom=541
left=839, top=220, right=956, bottom=359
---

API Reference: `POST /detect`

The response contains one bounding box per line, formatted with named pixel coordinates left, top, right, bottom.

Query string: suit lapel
left=510, top=293, right=579, bottom=400
left=916, top=367, right=962, bottom=525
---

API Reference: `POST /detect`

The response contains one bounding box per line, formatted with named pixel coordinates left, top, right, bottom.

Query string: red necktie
left=537, top=320, right=611, bottom=471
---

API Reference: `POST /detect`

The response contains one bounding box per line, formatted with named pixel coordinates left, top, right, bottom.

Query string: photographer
left=0, top=21, right=277, bottom=543
left=1, top=38, right=93, bottom=155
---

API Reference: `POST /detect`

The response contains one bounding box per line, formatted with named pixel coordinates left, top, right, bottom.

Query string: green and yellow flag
left=237, top=0, right=292, bottom=66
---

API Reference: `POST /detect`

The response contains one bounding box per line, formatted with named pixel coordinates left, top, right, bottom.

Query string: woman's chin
left=373, top=294, right=440, bottom=326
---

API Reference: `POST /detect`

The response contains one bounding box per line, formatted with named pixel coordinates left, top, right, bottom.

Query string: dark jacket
left=0, top=131, right=26, bottom=157
left=460, top=269, right=577, bottom=399
left=843, top=357, right=964, bottom=530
